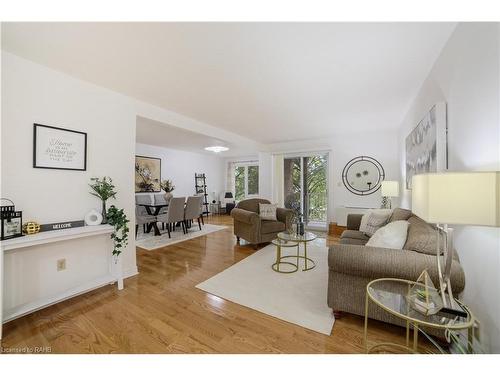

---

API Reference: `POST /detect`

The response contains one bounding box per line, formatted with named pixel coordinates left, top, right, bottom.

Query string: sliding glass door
left=283, top=153, right=328, bottom=227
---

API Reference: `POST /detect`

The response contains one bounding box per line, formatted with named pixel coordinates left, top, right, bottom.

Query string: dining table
left=138, top=203, right=168, bottom=236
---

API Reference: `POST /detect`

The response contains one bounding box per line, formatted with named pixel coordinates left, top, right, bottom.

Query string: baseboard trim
left=123, top=266, right=139, bottom=279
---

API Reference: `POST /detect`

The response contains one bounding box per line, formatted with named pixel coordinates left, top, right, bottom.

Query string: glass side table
left=364, top=278, right=475, bottom=354
left=277, top=231, right=317, bottom=271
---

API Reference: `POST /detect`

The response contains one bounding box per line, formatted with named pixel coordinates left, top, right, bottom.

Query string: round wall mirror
left=342, top=156, right=385, bottom=196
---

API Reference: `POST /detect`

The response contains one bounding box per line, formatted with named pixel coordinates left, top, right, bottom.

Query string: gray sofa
left=328, top=208, right=466, bottom=329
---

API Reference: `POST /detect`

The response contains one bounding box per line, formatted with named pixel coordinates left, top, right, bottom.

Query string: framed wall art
left=405, top=103, right=448, bottom=189
left=135, top=155, right=161, bottom=192
left=33, top=123, right=87, bottom=171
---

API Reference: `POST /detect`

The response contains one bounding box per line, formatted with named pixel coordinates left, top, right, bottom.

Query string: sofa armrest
left=346, top=214, right=363, bottom=230
left=276, top=207, right=294, bottom=226
left=231, top=208, right=260, bottom=225
left=328, top=244, right=465, bottom=294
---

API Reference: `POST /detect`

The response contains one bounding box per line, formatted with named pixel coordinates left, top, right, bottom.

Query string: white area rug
left=196, top=239, right=335, bottom=335
left=136, top=223, right=227, bottom=250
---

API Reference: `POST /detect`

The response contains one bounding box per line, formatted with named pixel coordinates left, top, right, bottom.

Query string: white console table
left=0, top=225, right=123, bottom=341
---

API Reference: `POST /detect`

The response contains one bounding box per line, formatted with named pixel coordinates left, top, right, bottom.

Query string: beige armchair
left=231, top=198, right=294, bottom=248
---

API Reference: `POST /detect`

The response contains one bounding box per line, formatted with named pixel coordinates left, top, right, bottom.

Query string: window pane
left=247, top=166, right=259, bottom=195
left=305, top=155, right=327, bottom=223
left=284, top=157, right=301, bottom=215
left=235, top=166, right=245, bottom=201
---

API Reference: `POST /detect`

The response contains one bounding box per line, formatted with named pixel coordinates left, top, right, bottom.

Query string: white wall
left=135, top=143, right=224, bottom=201
left=1, top=52, right=138, bottom=277
left=397, top=23, right=500, bottom=352
left=1, top=52, right=138, bottom=326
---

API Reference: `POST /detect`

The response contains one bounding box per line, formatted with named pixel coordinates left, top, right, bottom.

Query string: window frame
left=234, top=162, right=259, bottom=200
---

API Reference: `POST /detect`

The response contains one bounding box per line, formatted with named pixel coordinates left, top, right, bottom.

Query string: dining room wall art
left=135, top=155, right=161, bottom=192
left=405, top=103, right=448, bottom=189
left=33, top=123, right=87, bottom=171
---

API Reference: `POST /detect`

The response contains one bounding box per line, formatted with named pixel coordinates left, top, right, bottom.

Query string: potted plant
left=89, top=177, right=116, bottom=224
left=160, top=179, right=175, bottom=202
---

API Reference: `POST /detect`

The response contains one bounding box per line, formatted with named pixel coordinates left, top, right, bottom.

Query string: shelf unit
left=194, top=173, right=210, bottom=217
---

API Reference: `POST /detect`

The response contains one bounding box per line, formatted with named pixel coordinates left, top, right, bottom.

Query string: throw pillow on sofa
left=259, top=203, right=278, bottom=220
left=359, top=209, right=392, bottom=236
left=366, top=220, right=409, bottom=250
left=404, top=216, right=444, bottom=255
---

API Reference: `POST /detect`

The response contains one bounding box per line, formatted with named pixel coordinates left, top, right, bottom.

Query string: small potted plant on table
left=89, top=177, right=117, bottom=224
left=160, top=179, right=175, bottom=202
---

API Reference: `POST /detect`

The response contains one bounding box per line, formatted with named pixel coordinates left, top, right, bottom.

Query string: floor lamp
left=411, top=172, right=500, bottom=308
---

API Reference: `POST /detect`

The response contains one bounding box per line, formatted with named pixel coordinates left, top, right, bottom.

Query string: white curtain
left=272, top=154, right=284, bottom=207
left=226, top=161, right=235, bottom=199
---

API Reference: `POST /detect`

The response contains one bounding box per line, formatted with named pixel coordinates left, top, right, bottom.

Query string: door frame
left=282, top=151, right=329, bottom=231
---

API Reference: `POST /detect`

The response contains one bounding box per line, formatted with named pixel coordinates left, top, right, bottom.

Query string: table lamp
left=381, top=180, right=399, bottom=209
left=412, top=171, right=500, bottom=307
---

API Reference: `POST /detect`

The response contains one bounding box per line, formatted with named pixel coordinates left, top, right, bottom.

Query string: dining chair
left=135, top=195, right=156, bottom=238
left=197, top=193, right=205, bottom=225
left=185, top=195, right=204, bottom=231
left=157, top=197, right=186, bottom=238
left=153, top=193, right=169, bottom=229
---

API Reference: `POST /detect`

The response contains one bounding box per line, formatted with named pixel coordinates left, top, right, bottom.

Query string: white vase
left=85, top=209, right=103, bottom=226
left=164, top=192, right=173, bottom=202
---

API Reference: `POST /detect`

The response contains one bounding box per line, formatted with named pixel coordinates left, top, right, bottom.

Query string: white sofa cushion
left=366, top=220, right=409, bottom=250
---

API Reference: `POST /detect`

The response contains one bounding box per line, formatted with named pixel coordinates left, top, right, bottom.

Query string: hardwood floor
left=1, top=215, right=413, bottom=354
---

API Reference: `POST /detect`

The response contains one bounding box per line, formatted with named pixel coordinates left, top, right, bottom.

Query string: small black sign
left=40, top=220, right=85, bottom=232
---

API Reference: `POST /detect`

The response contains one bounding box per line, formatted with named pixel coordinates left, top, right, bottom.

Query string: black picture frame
left=33, top=123, right=87, bottom=171
left=135, top=155, right=162, bottom=193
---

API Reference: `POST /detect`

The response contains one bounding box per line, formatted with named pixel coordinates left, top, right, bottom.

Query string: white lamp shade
left=381, top=180, right=399, bottom=197
left=412, top=172, right=500, bottom=226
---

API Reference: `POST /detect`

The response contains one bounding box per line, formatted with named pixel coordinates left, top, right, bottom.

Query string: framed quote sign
left=33, top=123, right=87, bottom=171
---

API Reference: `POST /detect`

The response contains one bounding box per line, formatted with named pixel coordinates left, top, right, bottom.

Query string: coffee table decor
left=407, top=269, right=443, bottom=316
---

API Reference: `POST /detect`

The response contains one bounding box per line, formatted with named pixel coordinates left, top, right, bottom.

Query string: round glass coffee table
left=276, top=231, right=317, bottom=272
left=364, top=278, right=475, bottom=354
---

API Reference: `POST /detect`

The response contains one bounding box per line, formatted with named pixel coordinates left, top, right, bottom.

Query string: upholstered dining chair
left=153, top=193, right=170, bottom=213
left=185, top=195, right=204, bottom=231
left=157, top=197, right=186, bottom=238
left=135, top=194, right=156, bottom=237
left=153, top=193, right=170, bottom=229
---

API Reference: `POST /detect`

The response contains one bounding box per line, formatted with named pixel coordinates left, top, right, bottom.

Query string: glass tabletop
left=367, top=278, right=473, bottom=329
left=271, top=238, right=300, bottom=247
left=278, top=231, right=317, bottom=242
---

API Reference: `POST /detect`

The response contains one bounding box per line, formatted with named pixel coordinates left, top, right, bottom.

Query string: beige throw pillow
left=259, top=203, right=278, bottom=221
left=404, top=216, right=444, bottom=255
left=359, top=209, right=392, bottom=237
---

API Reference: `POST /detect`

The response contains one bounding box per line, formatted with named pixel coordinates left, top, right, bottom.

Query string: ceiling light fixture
left=204, top=146, right=229, bottom=153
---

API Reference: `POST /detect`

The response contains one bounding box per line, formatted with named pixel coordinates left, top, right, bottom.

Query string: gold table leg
left=304, top=242, right=308, bottom=270
left=277, top=245, right=281, bottom=272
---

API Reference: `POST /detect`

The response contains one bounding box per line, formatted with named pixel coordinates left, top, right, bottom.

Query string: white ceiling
left=136, top=116, right=244, bottom=156
left=2, top=22, right=456, bottom=144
